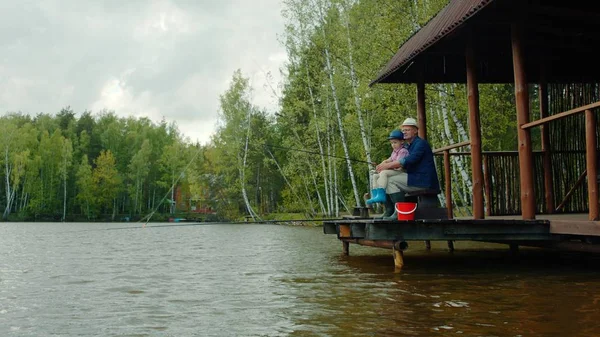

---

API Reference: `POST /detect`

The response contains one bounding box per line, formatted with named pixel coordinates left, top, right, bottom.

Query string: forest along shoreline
left=1, top=1, right=507, bottom=224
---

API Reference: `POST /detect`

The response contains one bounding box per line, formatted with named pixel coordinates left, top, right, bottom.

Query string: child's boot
left=366, top=188, right=386, bottom=205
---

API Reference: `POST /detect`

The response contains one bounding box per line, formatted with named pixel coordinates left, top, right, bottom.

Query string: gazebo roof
left=371, top=0, right=600, bottom=85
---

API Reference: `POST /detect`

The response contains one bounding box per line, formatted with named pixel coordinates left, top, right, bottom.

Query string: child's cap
left=388, top=129, right=404, bottom=140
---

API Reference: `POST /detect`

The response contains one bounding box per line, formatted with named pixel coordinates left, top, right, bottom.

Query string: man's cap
left=401, top=117, right=418, bottom=127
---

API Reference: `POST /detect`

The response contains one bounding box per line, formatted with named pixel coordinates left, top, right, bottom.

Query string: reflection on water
left=330, top=245, right=600, bottom=336
left=1, top=223, right=600, bottom=336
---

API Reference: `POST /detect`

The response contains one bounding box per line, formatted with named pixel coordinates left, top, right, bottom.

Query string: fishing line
left=106, top=217, right=343, bottom=230
left=138, top=146, right=203, bottom=227
left=264, top=144, right=372, bottom=164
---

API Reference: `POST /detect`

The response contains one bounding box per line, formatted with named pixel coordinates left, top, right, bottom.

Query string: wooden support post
left=465, top=36, right=485, bottom=219
left=511, top=22, right=536, bottom=219
left=447, top=240, right=455, bottom=252
left=484, top=156, right=492, bottom=216
left=444, top=150, right=453, bottom=219
left=443, top=150, right=455, bottom=249
left=585, top=109, right=599, bottom=220
left=416, top=72, right=431, bottom=249
left=342, top=241, right=349, bottom=256
left=417, top=72, right=427, bottom=139
left=539, top=81, right=555, bottom=213
left=393, top=246, right=404, bottom=271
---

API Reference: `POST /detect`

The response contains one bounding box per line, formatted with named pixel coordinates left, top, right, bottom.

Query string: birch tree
left=159, top=141, right=187, bottom=214
left=304, top=70, right=330, bottom=215
left=239, top=106, right=259, bottom=220
left=1, top=120, right=19, bottom=220
left=339, top=2, right=373, bottom=171
left=212, top=70, right=270, bottom=219
left=282, top=2, right=333, bottom=215
left=315, top=0, right=362, bottom=207
left=0, top=120, right=37, bottom=220
left=59, top=138, right=73, bottom=221
left=93, top=150, right=121, bottom=220
left=128, top=139, right=151, bottom=216
left=76, top=155, right=95, bottom=219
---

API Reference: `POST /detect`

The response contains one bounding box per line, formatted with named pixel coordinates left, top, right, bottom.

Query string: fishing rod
left=138, top=145, right=203, bottom=227
left=105, top=217, right=344, bottom=230
left=196, top=217, right=343, bottom=224
left=264, top=144, right=373, bottom=164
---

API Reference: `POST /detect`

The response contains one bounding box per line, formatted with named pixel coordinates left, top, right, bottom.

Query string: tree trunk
left=3, top=148, right=13, bottom=220
left=317, top=1, right=361, bottom=208
left=324, top=47, right=361, bottom=207
left=342, top=10, right=373, bottom=170
left=240, top=112, right=258, bottom=220
left=63, top=174, right=67, bottom=221
left=170, top=175, right=175, bottom=214
left=326, top=99, right=335, bottom=216
left=112, top=198, right=117, bottom=221
left=305, top=65, right=328, bottom=215
left=266, top=148, right=301, bottom=206
left=440, top=85, right=473, bottom=207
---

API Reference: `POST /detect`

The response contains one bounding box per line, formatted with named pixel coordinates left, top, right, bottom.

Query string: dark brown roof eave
left=369, top=0, right=495, bottom=87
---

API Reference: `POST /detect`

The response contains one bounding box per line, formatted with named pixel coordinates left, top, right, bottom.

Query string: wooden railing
left=435, top=149, right=593, bottom=216
left=521, top=101, right=600, bottom=129
left=522, top=101, right=599, bottom=221
left=427, top=97, right=600, bottom=220
left=433, top=147, right=593, bottom=217
left=432, top=141, right=471, bottom=219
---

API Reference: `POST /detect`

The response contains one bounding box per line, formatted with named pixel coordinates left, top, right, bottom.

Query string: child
left=365, top=129, right=409, bottom=205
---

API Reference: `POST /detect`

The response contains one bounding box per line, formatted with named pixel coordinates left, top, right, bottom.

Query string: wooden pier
left=324, top=214, right=600, bottom=270
left=329, top=1, right=600, bottom=271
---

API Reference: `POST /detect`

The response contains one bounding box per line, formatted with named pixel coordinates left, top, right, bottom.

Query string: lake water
left=2, top=222, right=600, bottom=336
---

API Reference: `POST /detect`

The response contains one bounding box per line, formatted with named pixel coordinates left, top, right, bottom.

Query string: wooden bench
left=404, top=188, right=452, bottom=251
left=405, top=189, right=448, bottom=220
left=348, top=206, right=370, bottom=219
left=405, top=189, right=440, bottom=207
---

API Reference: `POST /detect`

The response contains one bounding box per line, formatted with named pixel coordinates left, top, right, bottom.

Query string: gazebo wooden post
left=539, top=81, right=555, bottom=213
left=585, top=109, right=598, bottom=220
left=416, top=72, right=432, bottom=250
left=465, top=36, right=485, bottom=219
left=416, top=75, right=427, bottom=139
left=444, top=150, right=453, bottom=219
left=484, top=156, right=492, bottom=216
left=511, top=22, right=536, bottom=219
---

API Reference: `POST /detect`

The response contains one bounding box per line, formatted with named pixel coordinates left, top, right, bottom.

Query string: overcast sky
left=0, top=0, right=287, bottom=145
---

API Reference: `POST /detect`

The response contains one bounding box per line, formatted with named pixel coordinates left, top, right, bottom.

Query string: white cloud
left=0, top=0, right=287, bottom=145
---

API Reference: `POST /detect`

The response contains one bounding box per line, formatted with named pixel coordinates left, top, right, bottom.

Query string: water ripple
left=1, top=223, right=600, bottom=336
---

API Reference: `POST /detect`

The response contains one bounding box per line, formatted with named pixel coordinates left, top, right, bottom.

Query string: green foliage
left=128, top=139, right=152, bottom=216
left=264, top=0, right=516, bottom=214
left=0, top=109, right=205, bottom=221
left=76, top=155, right=96, bottom=219
left=206, top=70, right=283, bottom=219
left=93, top=150, right=122, bottom=218
left=1, top=0, right=521, bottom=221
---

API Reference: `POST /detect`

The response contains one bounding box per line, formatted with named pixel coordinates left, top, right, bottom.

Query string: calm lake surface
left=2, top=222, right=600, bottom=336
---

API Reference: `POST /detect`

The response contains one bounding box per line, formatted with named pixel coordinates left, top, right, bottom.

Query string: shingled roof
left=371, top=0, right=493, bottom=85
left=371, top=0, right=600, bottom=85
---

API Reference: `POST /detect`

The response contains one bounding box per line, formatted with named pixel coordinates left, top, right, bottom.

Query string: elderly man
left=375, top=117, right=440, bottom=219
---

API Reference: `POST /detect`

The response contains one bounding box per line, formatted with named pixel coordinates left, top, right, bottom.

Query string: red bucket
left=395, top=202, right=418, bottom=220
